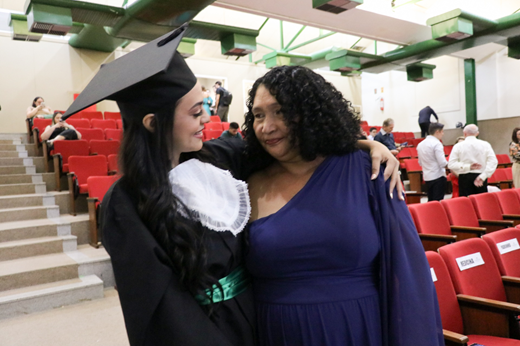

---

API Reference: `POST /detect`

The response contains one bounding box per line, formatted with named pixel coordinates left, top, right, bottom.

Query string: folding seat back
left=409, top=147, right=418, bottom=158
left=443, top=145, right=453, bottom=156
left=89, top=140, right=120, bottom=157
left=209, top=115, right=221, bottom=122
left=497, top=154, right=511, bottom=165
left=107, top=154, right=118, bottom=173
left=469, top=193, right=504, bottom=221
left=425, top=251, right=464, bottom=334
left=438, top=238, right=507, bottom=301
left=441, top=197, right=481, bottom=228
left=203, top=130, right=222, bottom=140
left=116, top=119, right=123, bottom=129
left=80, top=111, right=104, bottom=120
left=53, top=140, right=90, bottom=171
left=496, top=190, right=520, bottom=215
left=505, top=167, right=513, bottom=180
left=68, top=155, right=108, bottom=186
left=76, top=128, right=104, bottom=143
left=360, top=120, right=368, bottom=126
left=483, top=228, right=520, bottom=277
left=32, top=119, right=52, bottom=141
left=221, top=122, right=230, bottom=131
left=87, top=175, right=118, bottom=204
left=408, top=202, right=452, bottom=235
left=66, top=119, right=90, bottom=129
left=104, top=112, right=121, bottom=120
left=488, top=171, right=502, bottom=184
left=396, top=147, right=411, bottom=160
left=105, top=129, right=123, bottom=141
left=405, top=132, right=415, bottom=139
left=204, top=122, right=222, bottom=131
left=404, top=158, right=422, bottom=172
left=91, top=119, right=117, bottom=130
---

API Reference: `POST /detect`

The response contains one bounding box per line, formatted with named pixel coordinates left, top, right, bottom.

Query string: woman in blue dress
left=244, top=66, right=444, bottom=346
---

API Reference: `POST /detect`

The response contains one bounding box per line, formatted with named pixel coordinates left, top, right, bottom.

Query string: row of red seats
left=49, top=139, right=120, bottom=191
left=59, top=111, right=121, bottom=121
left=426, top=229, right=520, bottom=344
left=204, top=121, right=231, bottom=131
left=408, top=189, right=520, bottom=252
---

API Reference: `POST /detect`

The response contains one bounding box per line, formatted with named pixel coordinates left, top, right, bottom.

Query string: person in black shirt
left=418, top=106, right=438, bottom=138
left=214, top=81, right=231, bottom=122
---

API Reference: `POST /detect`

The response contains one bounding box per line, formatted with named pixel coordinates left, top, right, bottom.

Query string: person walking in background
left=201, top=86, right=214, bottom=116
left=220, top=122, right=242, bottom=140
left=213, top=81, right=232, bottom=122
left=417, top=123, right=447, bottom=201
left=448, top=124, right=497, bottom=197
left=509, top=127, right=520, bottom=188
left=418, top=106, right=438, bottom=138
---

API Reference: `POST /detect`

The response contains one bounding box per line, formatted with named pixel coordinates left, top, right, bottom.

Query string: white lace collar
left=168, top=159, right=250, bottom=236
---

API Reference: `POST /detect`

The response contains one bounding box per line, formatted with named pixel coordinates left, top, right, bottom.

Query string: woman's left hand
left=357, top=140, right=405, bottom=200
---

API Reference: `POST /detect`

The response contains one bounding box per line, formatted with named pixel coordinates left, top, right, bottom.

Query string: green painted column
left=464, top=59, right=477, bottom=125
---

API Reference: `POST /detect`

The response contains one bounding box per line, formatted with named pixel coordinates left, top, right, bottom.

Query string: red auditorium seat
left=204, top=122, right=223, bottom=131
left=361, top=125, right=370, bottom=134
left=496, top=189, right=520, bottom=216
left=116, top=119, right=123, bottom=129
left=209, top=115, right=221, bottom=122
left=505, top=167, right=513, bottom=181
left=80, top=111, right=104, bottom=120
left=497, top=154, right=513, bottom=168
left=66, top=119, right=90, bottom=129
left=87, top=175, right=118, bottom=247
left=408, top=202, right=484, bottom=251
left=76, top=128, right=104, bottom=143
left=441, top=197, right=514, bottom=234
left=104, top=112, right=121, bottom=120
left=89, top=140, right=120, bottom=157
left=107, top=154, right=118, bottom=174
left=104, top=129, right=123, bottom=141
left=404, top=132, right=415, bottom=139
left=31, top=118, right=52, bottom=151
left=426, top=251, right=520, bottom=345
left=91, top=119, right=117, bottom=130
left=221, top=122, right=230, bottom=131
left=68, top=155, right=108, bottom=216
left=360, top=120, right=368, bottom=126
left=52, top=140, right=90, bottom=191
left=438, top=238, right=520, bottom=306
left=470, top=193, right=520, bottom=227
left=404, top=158, right=423, bottom=192
left=483, top=228, right=520, bottom=278
left=443, top=145, right=453, bottom=157
left=489, top=168, right=513, bottom=190
left=203, top=129, right=222, bottom=141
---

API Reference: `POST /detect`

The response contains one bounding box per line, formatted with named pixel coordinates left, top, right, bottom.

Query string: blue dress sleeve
left=368, top=163, right=444, bottom=346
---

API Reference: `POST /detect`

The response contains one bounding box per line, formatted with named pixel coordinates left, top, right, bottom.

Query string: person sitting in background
left=27, top=96, right=53, bottom=120
left=220, top=122, right=243, bottom=139
left=509, top=127, right=520, bottom=188
left=367, top=127, right=377, bottom=140
left=40, top=111, right=82, bottom=148
left=201, top=86, right=214, bottom=116
left=374, top=118, right=401, bottom=156
left=417, top=123, right=447, bottom=201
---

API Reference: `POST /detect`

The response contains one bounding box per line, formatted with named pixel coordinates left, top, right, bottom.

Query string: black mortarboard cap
left=62, top=23, right=197, bottom=121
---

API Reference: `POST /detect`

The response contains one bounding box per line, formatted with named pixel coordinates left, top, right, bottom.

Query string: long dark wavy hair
left=118, top=102, right=216, bottom=299
left=243, top=65, right=360, bottom=164
left=32, top=96, right=43, bottom=108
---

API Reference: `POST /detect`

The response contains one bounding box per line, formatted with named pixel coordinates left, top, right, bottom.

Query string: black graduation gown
left=100, top=138, right=255, bottom=346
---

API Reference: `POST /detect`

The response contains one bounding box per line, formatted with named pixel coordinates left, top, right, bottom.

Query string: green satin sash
left=196, top=266, right=250, bottom=305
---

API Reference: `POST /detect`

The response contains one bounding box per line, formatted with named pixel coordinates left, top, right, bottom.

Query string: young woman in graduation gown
left=61, top=26, right=403, bottom=346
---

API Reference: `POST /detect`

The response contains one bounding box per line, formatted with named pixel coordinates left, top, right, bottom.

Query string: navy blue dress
left=246, top=150, right=444, bottom=346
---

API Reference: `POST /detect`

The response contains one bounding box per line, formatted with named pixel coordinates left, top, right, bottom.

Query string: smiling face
left=252, top=84, right=300, bottom=162
left=172, top=82, right=209, bottom=160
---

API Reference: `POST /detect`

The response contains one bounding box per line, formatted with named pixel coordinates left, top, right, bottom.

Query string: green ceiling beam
left=464, top=59, right=477, bottom=124
left=221, top=33, right=256, bottom=56
left=258, top=18, right=269, bottom=31
left=313, top=0, right=363, bottom=14
left=257, top=42, right=277, bottom=51
left=286, top=31, right=336, bottom=51
left=10, top=14, right=42, bottom=41
left=69, top=24, right=126, bottom=52
left=431, top=17, right=473, bottom=41
left=178, top=38, right=197, bottom=58
left=284, top=25, right=306, bottom=51
left=508, top=36, right=520, bottom=59
left=26, top=3, right=72, bottom=35
left=263, top=51, right=311, bottom=68
left=327, top=50, right=361, bottom=72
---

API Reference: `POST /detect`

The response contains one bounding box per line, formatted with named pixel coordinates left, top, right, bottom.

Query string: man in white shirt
left=448, top=124, right=497, bottom=197
left=417, top=123, right=448, bottom=201
left=367, top=127, right=377, bottom=141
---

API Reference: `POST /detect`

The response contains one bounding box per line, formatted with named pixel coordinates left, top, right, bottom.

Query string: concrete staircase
left=0, top=134, right=114, bottom=320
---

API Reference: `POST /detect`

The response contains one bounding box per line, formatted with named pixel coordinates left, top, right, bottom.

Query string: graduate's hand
left=357, top=139, right=404, bottom=200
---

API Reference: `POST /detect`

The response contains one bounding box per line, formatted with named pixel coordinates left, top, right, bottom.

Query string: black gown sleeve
left=202, top=138, right=247, bottom=180
left=100, top=182, right=233, bottom=346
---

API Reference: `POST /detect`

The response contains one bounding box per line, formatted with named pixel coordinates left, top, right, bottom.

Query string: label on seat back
left=496, top=238, right=520, bottom=255
left=456, top=252, right=484, bottom=271
left=430, top=268, right=437, bottom=282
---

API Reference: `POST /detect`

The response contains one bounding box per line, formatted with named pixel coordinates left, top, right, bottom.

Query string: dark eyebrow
left=190, top=101, right=204, bottom=110
left=252, top=102, right=279, bottom=114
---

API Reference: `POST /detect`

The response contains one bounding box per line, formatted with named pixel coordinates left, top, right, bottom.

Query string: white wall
left=361, top=56, right=467, bottom=132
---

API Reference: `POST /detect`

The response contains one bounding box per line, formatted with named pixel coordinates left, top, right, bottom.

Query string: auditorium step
left=0, top=205, right=59, bottom=223
left=0, top=157, right=44, bottom=172
left=0, top=182, right=46, bottom=196
left=0, top=275, right=104, bottom=320
left=0, top=165, right=36, bottom=175
left=0, top=173, right=44, bottom=185
left=0, top=235, right=77, bottom=261
left=0, top=151, right=28, bottom=158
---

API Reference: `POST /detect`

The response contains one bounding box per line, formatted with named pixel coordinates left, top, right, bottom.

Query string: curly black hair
left=243, top=65, right=360, bottom=164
